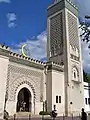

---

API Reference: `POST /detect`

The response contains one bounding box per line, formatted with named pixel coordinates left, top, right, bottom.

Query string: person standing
left=81, top=108, right=87, bottom=120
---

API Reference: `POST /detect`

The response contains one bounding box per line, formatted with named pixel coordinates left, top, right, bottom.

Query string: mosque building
left=0, top=0, right=85, bottom=119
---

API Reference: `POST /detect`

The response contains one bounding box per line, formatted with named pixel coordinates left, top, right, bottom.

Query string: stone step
left=16, top=112, right=31, bottom=116
left=9, top=112, right=50, bottom=119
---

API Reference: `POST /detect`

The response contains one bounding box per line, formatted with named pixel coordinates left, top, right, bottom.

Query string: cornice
left=0, top=44, right=46, bottom=70
left=0, top=45, right=64, bottom=71
left=9, top=52, right=46, bottom=70
left=0, top=45, right=10, bottom=57
left=48, top=0, right=78, bottom=10
left=47, top=0, right=78, bottom=17
left=46, top=61, right=64, bottom=72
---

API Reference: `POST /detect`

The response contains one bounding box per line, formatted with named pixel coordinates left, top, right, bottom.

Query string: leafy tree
left=79, top=16, right=90, bottom=48
left=83, top=70, right=90, bottom=83
left=79, top=16, right=90, bottom=81
left=83, top=70, right=88, bottom=82
left=87, top=74, right=90, bottom=83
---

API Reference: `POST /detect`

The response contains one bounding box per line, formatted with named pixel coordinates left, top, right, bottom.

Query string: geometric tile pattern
left=68, top=12, right=79, bottom=49
left=6, top=63, right=44, bottom=102
left=50, top=12, right=63, bottom=56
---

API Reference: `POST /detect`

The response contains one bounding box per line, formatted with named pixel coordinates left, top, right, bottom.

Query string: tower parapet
left=48, top=0, right=78, bottom=18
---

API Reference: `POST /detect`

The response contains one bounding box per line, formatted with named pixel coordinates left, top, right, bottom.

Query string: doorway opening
left=16, top=87, right=31, bottom=112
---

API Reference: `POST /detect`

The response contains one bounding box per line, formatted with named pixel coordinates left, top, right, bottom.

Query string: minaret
left=54, top=0, right=74, bottom=3
left=47, top=0, right=84, bottom=116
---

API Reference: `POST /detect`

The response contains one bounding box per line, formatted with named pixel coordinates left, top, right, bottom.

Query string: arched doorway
left=16, top=87, right=32, bottom=112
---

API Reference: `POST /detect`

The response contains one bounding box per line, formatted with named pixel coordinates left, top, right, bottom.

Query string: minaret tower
left=47, top=0, right=84, bottom=116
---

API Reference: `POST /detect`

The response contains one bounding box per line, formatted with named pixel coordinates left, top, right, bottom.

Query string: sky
left=0, top=0, right=90, bottom=73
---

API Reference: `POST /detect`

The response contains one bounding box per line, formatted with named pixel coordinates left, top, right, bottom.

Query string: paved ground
left=8, top=116, right=81, bottom=120
left=8, top=116, right=90, bottom=120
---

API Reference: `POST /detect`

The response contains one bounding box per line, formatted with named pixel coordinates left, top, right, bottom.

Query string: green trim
left=47, top=0, right=65, bottom=17
left=46, top=61, right=64, bottom=72
left=0, top=48, right=10, bottom=57
left=47, top=0, right=78, bottom=17
left=0, top=46, right=45, bottom=70
left=65, top=0, right=78, bottom=16
left=52, top=65, right=64, bottom=72
left=9, top=56, right=44, bottom=70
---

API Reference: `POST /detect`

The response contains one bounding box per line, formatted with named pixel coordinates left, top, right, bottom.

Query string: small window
left=59, top=96, right=61, bottom=103
left=56, top=96, right=58, bottom=103
left=88, top=98, right=90, bottom=105
left=85, top=98, right=87, bottom=105
left=74, top=72, right=76, bottom=78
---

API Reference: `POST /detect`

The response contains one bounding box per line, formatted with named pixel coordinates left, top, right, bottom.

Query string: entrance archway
left=16, top=87, right=31, bottom=112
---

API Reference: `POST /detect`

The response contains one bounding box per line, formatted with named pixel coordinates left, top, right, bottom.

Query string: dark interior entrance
left=17, top=87, right=31, bottom=112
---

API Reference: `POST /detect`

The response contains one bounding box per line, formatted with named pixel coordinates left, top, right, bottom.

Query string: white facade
left=0, top=0, right=85, bottom=119
left=84, top=82, right=90, bottom=114
left=46, top=62, right=65, bottom=116
left=0, top=54, right=9, bottom=119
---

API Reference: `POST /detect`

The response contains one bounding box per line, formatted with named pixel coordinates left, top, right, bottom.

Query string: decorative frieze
left=71, top=54, right=79, bottom=61
left=68, top=12, right=79, bottom=49
left=6, top=63, right=44, bottom=103
left=10, top=52, right=45, bottom=66
left=9, top=64, right=43, bottom=78
left=50, top=12, right=63, bottom=57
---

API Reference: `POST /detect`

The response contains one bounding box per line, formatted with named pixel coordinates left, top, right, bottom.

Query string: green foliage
left=39, top=111, right=50, bottom=115
left=79, top=16, right=90, bottom=44
left=87, top=74, right=90, bottom=83
left=80, top=16, right=90, bottom=80
left=83, top=70, right=90, bottom=83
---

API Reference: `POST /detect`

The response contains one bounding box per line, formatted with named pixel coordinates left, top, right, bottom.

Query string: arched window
left=72, top=66, right=79, bottom=81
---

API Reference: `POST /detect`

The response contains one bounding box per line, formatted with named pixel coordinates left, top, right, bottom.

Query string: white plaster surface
left=52, top=70, right=65, bottom=116
left=84, top=82, right=90, bottom=113
left=0, top=55, right=9, bottom=119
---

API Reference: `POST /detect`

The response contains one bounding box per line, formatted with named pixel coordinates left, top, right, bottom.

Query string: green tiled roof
left=47, top=0, right=78, bottom=17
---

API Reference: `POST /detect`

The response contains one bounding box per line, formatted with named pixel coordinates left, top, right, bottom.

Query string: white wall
left=52, top=70, right=65, bottom=116
left=84, top=82, right=90, bottom=113
left=0, top=55, right=9, bottom=119
left=46, top=70, right=52, bottom=112
left=46, top=69, right=65, bottom=115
